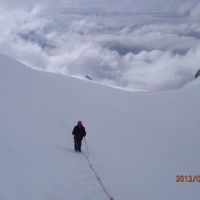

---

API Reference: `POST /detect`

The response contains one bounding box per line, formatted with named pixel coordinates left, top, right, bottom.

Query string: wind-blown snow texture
left=0, top=53, right=199, bottom=200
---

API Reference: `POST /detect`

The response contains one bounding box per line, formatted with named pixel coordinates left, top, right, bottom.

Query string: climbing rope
left=82, top=152, right=114, bottom=200
left=84, top=137, right=90, bottom=154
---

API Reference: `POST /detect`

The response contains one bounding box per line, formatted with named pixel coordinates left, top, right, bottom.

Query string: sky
left=0, top=0, right=200, bottom=90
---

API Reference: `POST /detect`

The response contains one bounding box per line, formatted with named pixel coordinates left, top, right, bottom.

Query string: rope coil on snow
left=82, top=152, right=114, bottom=200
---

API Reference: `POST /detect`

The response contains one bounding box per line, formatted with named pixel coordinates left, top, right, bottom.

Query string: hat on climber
left=77, top=121, right=82, bottom=125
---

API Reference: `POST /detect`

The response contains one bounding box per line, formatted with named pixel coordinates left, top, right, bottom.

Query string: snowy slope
left=0, top=53, right=199, bottom=200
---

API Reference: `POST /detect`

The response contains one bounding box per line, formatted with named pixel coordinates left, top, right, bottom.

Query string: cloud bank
left=0, top=0, right=200, bottom=90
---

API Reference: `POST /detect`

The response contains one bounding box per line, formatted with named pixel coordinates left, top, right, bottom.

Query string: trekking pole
left=84, top=137, right=89, bottom=154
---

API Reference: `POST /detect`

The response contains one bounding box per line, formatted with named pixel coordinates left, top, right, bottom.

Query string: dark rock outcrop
left=195, top=69, right=200, bottom=79
left=85, top=75, right=93, bottom=81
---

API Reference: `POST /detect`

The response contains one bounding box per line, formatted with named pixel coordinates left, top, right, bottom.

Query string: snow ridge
left=0, top=53, right=200, bottom=200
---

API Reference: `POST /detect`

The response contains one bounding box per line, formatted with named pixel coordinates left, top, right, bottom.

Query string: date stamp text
left=176, top=175, right=200, bottom=183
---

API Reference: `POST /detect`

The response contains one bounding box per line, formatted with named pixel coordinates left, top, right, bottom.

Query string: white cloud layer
left=0, top=0, right=200, bottom=90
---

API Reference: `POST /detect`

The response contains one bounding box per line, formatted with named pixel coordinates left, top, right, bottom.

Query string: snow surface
left=0, top=53, right=199, bottom=200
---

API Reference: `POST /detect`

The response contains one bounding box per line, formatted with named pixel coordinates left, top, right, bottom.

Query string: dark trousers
left=74, top=136, right=82, bottom=152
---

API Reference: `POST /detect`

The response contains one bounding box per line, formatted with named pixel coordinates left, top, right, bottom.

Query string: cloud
left=0, top=0, right=40, bottom=9
left=0, top=1, right=200, bottom=90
